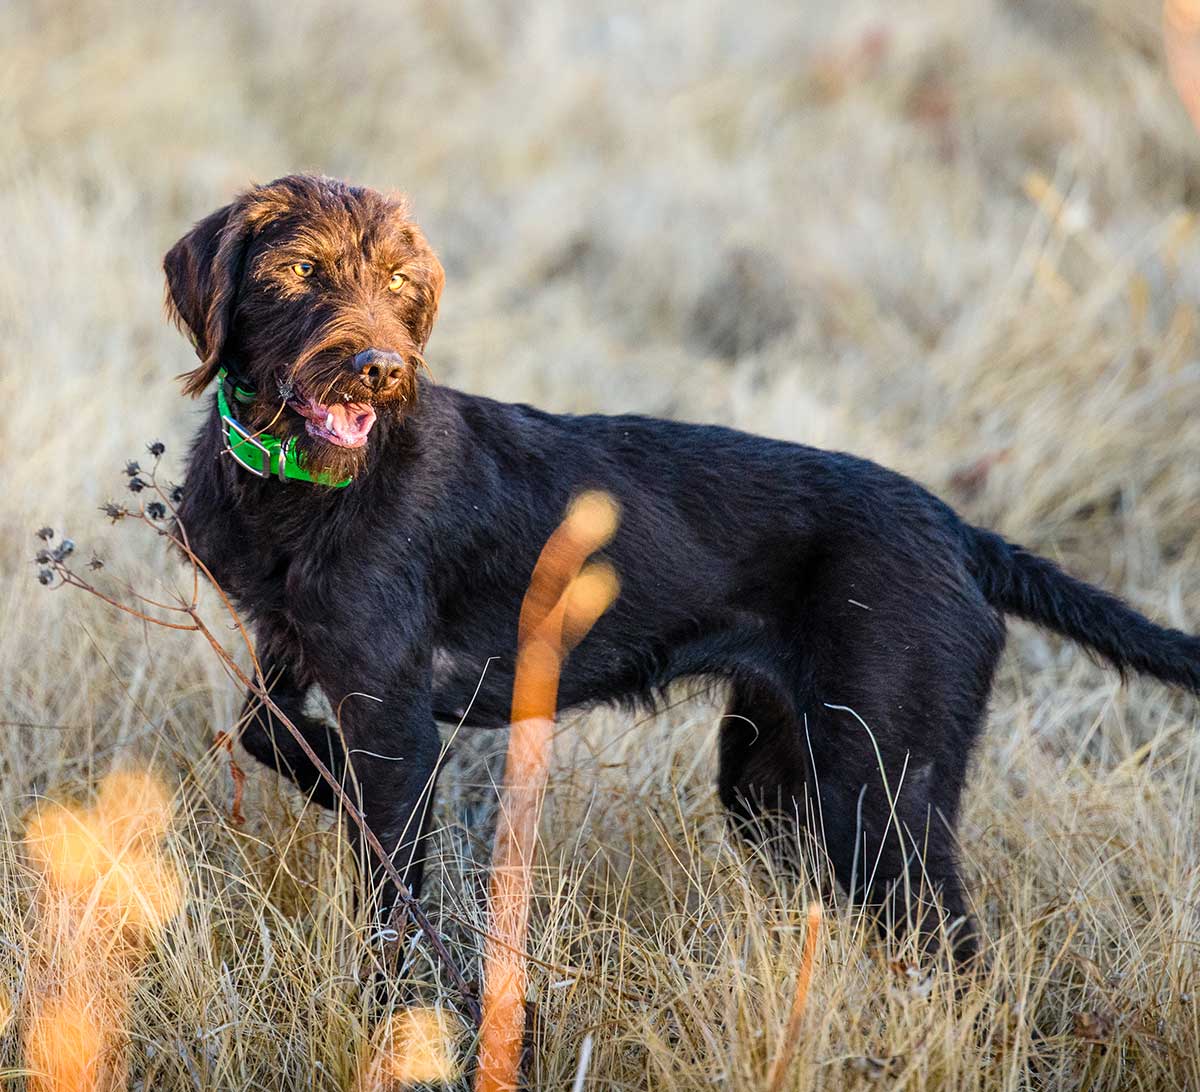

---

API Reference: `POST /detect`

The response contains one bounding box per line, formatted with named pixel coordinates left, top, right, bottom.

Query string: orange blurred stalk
left=476, top=493, right=619, bottom=1092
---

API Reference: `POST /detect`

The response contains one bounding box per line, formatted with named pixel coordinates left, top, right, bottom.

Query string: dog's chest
left=220, top=524, right=363, bottom=641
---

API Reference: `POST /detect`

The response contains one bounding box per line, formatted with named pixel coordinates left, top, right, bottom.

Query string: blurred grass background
left=2, top=0, right=1200, bottom=1087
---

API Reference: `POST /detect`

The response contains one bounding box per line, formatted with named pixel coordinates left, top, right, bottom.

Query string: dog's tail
left=968, top=526, right=1200, bottom=693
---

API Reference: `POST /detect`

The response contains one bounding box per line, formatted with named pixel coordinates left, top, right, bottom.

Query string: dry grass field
left=3, top=0, right=1200, bottom=1087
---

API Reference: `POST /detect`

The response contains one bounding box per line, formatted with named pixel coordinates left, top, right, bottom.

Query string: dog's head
left=164, top=174, right=444, bottom=478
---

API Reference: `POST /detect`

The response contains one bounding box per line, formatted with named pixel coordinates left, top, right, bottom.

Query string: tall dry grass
left=2, top=0, right=1200, bottom=1087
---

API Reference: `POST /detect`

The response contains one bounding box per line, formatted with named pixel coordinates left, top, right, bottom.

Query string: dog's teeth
left=325, top=412, right=334, bottom=430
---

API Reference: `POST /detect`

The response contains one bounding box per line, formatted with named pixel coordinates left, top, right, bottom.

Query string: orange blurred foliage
left=25, top=983, right=127, bottom=1092
left=21, top=769, right=182, bottom=1091
left=358, top=1006, right=460, bottom=1090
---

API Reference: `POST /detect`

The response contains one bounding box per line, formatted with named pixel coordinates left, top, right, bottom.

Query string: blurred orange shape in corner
left=1165, top=0, right=1200, bottom=131
left=21, top=769, right=183, bottom=1091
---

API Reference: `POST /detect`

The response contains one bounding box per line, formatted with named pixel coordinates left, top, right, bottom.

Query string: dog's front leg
left=236, top=658, right=346, bottom=808
left=333, top=668, right=443, bottom=920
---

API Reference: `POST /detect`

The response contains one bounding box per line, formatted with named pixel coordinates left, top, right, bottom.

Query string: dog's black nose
left=353, top=349, right=406, bottom=392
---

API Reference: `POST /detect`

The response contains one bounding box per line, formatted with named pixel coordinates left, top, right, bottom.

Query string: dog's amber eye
left=388, top=271, right=407, bottom=293
left=291, top=261, right=314, bottom=278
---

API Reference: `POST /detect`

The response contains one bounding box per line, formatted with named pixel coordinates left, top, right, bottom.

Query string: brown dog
left=165, top=174, right=1200, bottom=960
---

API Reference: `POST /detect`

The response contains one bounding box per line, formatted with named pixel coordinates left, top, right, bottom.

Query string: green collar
left=215, top=368, right=352, bottom=488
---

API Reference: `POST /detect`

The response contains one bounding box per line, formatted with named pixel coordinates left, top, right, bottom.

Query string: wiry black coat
left=169, top=175, right=1200, bottom=961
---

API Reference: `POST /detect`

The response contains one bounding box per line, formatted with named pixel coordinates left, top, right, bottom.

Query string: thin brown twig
left=212, top=731, right=247, bottom=826
left=54, top=572, right=200, bottom=632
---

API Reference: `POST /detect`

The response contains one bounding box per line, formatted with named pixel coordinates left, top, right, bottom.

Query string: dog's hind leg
left=721, top=544, right=1003, bottom=967
left=806, top=708, right=980, bottom=965
left=793, top=553, right=1003, bottom=967
left=719, top=676, right=983, bottom=964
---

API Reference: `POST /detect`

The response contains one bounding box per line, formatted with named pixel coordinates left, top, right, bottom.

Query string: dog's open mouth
left=292, top=397, right=377, bottom=448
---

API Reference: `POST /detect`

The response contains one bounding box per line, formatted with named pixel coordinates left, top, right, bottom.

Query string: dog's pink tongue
left=305, top=400, right=377, bottom=446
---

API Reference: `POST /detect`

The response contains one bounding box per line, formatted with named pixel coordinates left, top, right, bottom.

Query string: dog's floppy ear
left=163, top=199, right=253, bottom=396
